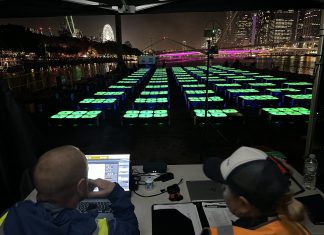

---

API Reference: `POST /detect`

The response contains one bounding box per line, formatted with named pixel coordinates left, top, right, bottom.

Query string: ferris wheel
left=103, top=24, right=115, bottom=42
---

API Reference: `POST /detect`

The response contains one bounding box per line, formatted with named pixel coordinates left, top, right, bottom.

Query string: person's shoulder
left=11, top=200, right=36, bottom=210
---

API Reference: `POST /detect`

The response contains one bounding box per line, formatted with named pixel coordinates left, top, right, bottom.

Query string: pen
left=204, top=204, right=227, bottom=208
left=205, top=205, right=227, bottom=208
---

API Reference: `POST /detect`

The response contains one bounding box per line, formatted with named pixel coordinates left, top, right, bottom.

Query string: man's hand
left=87, top=179, right=116, bottom=198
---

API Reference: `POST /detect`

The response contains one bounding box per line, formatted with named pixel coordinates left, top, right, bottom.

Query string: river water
left=210, top=56, right=316, bottom=76
left=2, top=56, right=316, bottom=92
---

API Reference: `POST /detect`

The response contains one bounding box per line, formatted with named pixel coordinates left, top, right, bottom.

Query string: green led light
left=196, top=113, right=211, bottom=117
left=135, top=99, right=146, bottom=103
left=284, top=82, right=312, bottom=86
left=211, top=113, right=227, bottom=117
left=240, top=95, right=278, bottom=101
left=94, top=91, right=125, bottom=96
left=285, top=94, right=312, bottom=99
left=208, top=110, right=223, bottom=114
left=140, top=110, right=154, bottom=114
left=109, top=85, right=132, bottom=89
left=126, top=110, right=140, bottom=114
left=182, top=85, right=205, bottom=88
left=66, top=115, right=82, bottom=119
left=264, top=77, right=286, bottom=81
left=215, top=84, right=241, bottom=87
left=154, top=113, right=168, bottom=118
left=117, top=81, right=137, bottom=84
left=154, top=109, right=167, bottom=113
left=227, top=89, right=259, bottom=93
left=81, top=115, right=97, bottom=119
left=124, top=113, right=138, bottom=118
left=226, top=76, right=246, bottom=78
left=80, top=99, right=93, bottom=103
left=139, top=113, right=153, bottom=118
left=74, top=111, right=87, bottom=115
left=87, top=111, right=101, bottom=115
left=291, top=107, right=308, bottom=111
left=146, top=85, right=168, bottom=88
left=249, top=83, right=276, bottom=87
left=223, top=109, right=238, bottom=113
left=254, top=75, right=273, bottom=78
left=58, top=111, right=73, bottom=115
left=270, top=112, right=286, bottom=116
left=51, top=115, right=66, bottom=119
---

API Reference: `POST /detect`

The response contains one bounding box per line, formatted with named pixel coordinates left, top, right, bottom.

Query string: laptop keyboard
left=78, top=200, right=113, bottom=213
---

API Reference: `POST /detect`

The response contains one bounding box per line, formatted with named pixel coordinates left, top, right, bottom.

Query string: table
left=238, top=95, right=279, bottom=108
left=49, top=110, right=104, bottom=126
left=122, top=110, right=169, bottom=125
left=192, top=109, right=242, bottom=125
left=186, top=97, right=224, bottom=110
left=26, top=164, right=324, bottom=235
left=284, top=94, right=312, bottom=107
left=132, top=164, right=324, bottom=235
left=131, top=165, right=210, bottom=235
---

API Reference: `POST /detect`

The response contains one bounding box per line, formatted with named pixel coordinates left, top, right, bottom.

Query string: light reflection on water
left=3, top=57, right=316, bottom=92
left=3, top=62, right=137, bottom=91
left=254, top=56, right=316, bottom=75
left=218, top=56, right=316, bottom=76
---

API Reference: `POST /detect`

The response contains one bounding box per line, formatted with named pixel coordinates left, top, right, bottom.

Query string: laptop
left=78, top=154, right=131, bottom=213
left=186, top=180, right=224, bottom=202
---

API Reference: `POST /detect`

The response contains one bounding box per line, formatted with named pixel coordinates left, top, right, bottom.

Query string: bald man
left=0, top=146, right=139, bottom=235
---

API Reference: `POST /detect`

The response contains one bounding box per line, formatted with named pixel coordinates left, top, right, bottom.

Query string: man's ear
left=238, top=196, right=252, bottom=215
left=77, top=178, right=87, bottom=197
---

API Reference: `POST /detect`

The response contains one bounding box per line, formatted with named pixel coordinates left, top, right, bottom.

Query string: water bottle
left=303, top=154, right=318, bottom=190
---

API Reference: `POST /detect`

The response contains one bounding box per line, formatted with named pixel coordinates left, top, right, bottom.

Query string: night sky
left=0, top=12, right=225, bottom=50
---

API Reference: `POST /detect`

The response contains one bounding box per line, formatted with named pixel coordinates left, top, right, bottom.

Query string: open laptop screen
left=85, top=154, right=130, bottom=191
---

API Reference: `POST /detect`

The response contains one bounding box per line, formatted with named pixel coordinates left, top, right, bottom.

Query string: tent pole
left=205, top=40, right=211, bottom=124
left=305, top=9, right=324, bottom=156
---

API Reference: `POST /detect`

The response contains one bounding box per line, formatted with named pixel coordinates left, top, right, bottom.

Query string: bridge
left=143, top=37, right=317, bottom=60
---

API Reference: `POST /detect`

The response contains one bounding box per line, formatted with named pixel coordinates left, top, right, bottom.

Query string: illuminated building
left=269, top=10, right=296, bottom=45
left=235, top=12, right=252, bottom=46
left=303, top=9, right=321, bottom=41
left=255, top=11, right=272, bottom=46
left=221, top=11, right=236, bottom=48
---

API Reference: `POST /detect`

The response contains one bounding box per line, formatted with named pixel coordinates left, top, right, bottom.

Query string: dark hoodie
left=1, top=184, right=139, bottom=235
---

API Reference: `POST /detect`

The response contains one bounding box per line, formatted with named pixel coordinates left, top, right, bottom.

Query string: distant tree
left=0, top=24, right=142, bottom=57
left=124, top=40, right=133, bottom=48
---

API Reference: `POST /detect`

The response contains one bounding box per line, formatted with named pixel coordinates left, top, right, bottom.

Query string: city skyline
left=0, top=9, right=321, bottom=51
left=0, top=12, right=225, bottom=51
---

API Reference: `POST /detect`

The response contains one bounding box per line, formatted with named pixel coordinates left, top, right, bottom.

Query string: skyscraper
left=221, top=11, right=237, bottom=48
left=255, top=10, right=272, bottom=46
left=269, top=10, right=296, bottom=45
left=235, top=12, right=252, bottom=46
left=295, top=10, right=306, bottom=42
left=303, top=9, right=321, bottom=41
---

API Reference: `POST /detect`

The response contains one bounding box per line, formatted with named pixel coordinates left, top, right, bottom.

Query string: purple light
left=219, top=49, right=266, bottom=54
left=158, top=51, right=202, bottom=57
left=158, top=49, right=268, bottom=57
left=163, top=57, right=205, bottom=63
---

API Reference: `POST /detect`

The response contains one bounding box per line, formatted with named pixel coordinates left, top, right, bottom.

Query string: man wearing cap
left=202, top=146, right=310, bottom=235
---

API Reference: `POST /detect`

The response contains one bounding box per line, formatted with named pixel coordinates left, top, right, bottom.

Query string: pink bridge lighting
left=158, top=49, right=267, bottom=57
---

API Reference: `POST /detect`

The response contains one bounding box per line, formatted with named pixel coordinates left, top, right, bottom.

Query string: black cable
left=133, top=190, right=166, bottom=198
left=133, top=178, right=184, bottom=198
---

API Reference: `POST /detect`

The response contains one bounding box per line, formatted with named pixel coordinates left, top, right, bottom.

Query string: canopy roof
left=0, top=0, right=323, bottom=18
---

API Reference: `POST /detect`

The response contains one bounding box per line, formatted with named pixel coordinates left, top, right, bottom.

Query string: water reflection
left=210, top=56, right=316, bottom=76
left=254, top=56, right=316, bottom=75
left=3, top=62, right=136, bottom=91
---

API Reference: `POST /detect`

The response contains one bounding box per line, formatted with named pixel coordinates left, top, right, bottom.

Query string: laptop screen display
left=86, top=154, right=130, bottom=191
